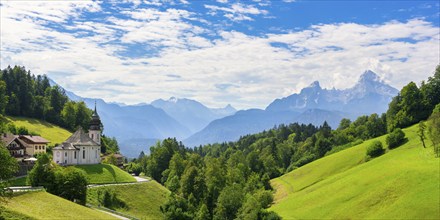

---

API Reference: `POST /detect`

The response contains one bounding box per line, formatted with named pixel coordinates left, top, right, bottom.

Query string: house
left=53, top=104, right=102, bottom=165
left=18, top=135, right=50, bottom=155
left=1, top=133, right=49, bottom=159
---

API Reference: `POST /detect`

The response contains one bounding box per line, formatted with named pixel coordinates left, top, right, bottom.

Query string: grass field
left=270, top=125, right=440, bottom=219
left=1, top=191, right=118, bottom=219
left=4, top=116, right=71, bottom=145
left=87, top=181, right=170, bottom=219
left=74, top=164, right=136, bottom=184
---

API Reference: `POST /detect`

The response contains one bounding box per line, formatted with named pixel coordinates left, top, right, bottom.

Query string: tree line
left=0, top=66, right=91, bottom=132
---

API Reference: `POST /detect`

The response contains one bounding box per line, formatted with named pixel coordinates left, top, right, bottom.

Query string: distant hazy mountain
left=185, top=70, right=398, bottom=147
left=151, top=97, right=236, bottom=133
left=184, top=109, right=301, bottom=146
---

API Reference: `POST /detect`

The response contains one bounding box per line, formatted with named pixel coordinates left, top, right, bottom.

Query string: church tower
left=89, top=101, right=102, bottom=145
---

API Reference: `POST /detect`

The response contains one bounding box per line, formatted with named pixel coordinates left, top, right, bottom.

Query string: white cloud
left=1, top=1, right=439, bottom=110
left=204, top=3, right=268, bottom=21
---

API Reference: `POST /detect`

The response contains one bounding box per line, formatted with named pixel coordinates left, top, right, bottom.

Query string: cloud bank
left=1, top=1, right=439, bottom=109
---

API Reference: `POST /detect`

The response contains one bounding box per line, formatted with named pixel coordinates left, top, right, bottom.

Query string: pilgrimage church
left=53, top=104, right=102, bottom=165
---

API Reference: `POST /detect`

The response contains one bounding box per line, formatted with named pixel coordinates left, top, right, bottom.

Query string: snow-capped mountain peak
left=266, top=70, right=398, bottom=114
left=358, top=70, right=381, bottom=83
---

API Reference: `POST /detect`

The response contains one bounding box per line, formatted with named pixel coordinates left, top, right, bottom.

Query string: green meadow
left=4, top=116, right=72, bottom=146
left=1, top=191, right=117, bottom=219
left=87, top=181, right=170, bottom=219
left=74, top=164, right=136, bottom=184
left=270, top=124, right=440, bottom=219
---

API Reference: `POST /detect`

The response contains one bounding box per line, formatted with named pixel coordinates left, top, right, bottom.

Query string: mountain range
left=51, top=70, right=398, bottom=156
left=183, top=70, right=398, bottom=147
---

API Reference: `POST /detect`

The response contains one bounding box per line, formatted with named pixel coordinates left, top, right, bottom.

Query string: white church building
left=53, top=104, right=102, bottom=165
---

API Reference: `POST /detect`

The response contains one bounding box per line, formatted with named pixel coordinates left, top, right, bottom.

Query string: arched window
left=83, top=149, right=86, bottom=159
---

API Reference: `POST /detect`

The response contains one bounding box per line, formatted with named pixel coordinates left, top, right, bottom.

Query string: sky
left=1, top=0, right=439, bottom=109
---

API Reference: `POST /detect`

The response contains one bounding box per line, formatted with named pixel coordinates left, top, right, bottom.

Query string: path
left=89, top=206, right=131, bottom=220
left=87, top=175, right=150, bottom=188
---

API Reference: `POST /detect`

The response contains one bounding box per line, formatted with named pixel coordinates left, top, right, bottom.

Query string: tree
left=366, top=141, right=384, bottom=158
left=421, top=65, right=440, bottom=111
left=418, top=121, right=427, bottom=148
left=180, top=166, right=205, bottom=202
left=195, top=204, right=210, bottom=220
left=428, top=104, right=440, bottom=157
left=214, top=184, right=244, bottom=220
left=0, top=145, right=19, bottom=202
left=161, top=194, right=193, bottom=220
left=314, top=137, right=332, bottom=158
left=0, top=81, right=8, bottom=115
left=61, top=101, right=77, bottom=130
left=236, top=194, right=260, bottom=220
left=386, top=128, right=407, bottom=149
left=55, top=167, right=88, bottom=205
left=337, top=118, right=351, bottom=130
left=75, top=101, right=92, bottom=131
left=27, top=153, right=56, bottom=189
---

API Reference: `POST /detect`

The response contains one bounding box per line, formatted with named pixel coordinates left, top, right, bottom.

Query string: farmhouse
left=1, top=133, right=49, bottom=159
left=53, top=105, right=102, bottom=165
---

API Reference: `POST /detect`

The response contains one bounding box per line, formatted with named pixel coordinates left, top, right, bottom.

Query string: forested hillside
left=127, top=65, right=440, bottom=219
left=0, top=66, right=91, bottom=131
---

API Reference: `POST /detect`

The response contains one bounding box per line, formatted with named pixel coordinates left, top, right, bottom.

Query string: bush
left=96, top=188, right=126, bottom=209
left=386, top=128, right=407, bottom=149
left=366, top=141, right=384, bottom=158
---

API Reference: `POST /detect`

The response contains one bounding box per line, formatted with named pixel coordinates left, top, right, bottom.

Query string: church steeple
left=89, top=101, right=102, bottom=145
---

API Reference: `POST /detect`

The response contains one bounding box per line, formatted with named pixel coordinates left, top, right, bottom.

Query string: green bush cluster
left=366, top=141, right=385, bottom=158
left=96, top=188, right=126, bottom=209
left=27, top=154, right=88, bottom=205
left=386, top=128, right=407, bottom=149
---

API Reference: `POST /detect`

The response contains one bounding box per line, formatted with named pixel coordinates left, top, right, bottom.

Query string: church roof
left=64, top=127, right=99, bottom=146
left=53, top=142, right=77, bottom=150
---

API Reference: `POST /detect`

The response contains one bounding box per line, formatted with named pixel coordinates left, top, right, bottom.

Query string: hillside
left=74, top=164, right=136, bottom=184
left=4, top=116, right=71, bottom=145
left=270, top=124, right=440, bottom=219
left=87, top=181, right=170, bottom=219
left=1, top=191, right=118, bottom=219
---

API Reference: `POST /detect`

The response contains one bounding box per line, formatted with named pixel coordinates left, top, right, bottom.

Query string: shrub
left=366, top=141, right=384, bottom=158
left=96, top=188, right=125, bottom=209
left=386, top=128, right=407, bottom=149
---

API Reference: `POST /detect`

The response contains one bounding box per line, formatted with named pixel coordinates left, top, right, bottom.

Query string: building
left=53, top=104, right=102, bottom=165
left=1, top=133, right=49, bottom=159
left=19, top=135, right=50, bottom=155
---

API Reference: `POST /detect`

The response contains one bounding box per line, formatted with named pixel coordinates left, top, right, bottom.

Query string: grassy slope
left=2, top=191, right=118, bottom=220
left=270, top=125, right=440, bottom=219
left=4, top=116, right=71, bottom=145
left=87, top=181, right=170, bottom=219
left=74, top=164, right=136, bottom=184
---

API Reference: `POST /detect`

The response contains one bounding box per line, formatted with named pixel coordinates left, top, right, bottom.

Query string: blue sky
left=1, top=0, right=439, bottom=109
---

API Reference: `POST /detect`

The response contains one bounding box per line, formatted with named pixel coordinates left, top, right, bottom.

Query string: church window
left=74, top=151, right=77, bottom=159
left=65, top=152, right=67, bottom=157
left=83, top=149, right=86, bottom=159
